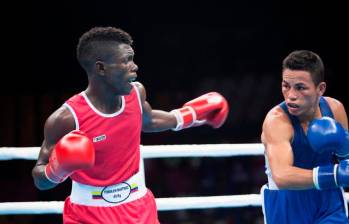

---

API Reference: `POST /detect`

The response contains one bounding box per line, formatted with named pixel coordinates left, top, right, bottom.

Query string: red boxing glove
left=171, top=92, right=229, bottom=131
left=45, top=130, right=95, bottom=183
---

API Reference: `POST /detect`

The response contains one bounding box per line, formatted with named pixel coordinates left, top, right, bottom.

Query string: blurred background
left=0, top=0, right=348, bottom=223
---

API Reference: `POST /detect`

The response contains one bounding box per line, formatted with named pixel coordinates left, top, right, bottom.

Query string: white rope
left=0, top=147, right=39, bottom=160
left=0, top=194, right=261, bottom=214
left=0, top=201, right=63, bottom=214
left=1, top=193, right=349, bottom=214
left=0, top=144, right=264, bottom=160
left=141, top=144, right=264, bottom=158
left=156, top=194, right=262, bottom=211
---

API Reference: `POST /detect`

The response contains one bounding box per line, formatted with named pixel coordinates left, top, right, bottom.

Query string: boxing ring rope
left=0, top=194, right=263, bottom=214
left=0, top=144, right=348, bottom=215
left=0, top=143, right=264, bottom=160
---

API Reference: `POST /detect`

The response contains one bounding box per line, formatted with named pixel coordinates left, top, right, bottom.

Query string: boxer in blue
left=261, top=50, right=349, bottom=223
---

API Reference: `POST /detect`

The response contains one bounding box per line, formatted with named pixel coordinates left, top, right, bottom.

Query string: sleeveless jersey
left=64, top=84, right=143, bottom=186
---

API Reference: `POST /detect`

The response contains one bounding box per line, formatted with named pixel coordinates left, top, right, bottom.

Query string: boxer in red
left=32, top=26, right=229, bottom=224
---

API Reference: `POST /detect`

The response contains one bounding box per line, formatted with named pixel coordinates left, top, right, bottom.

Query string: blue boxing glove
left=307, top=116, right=349, bottom=159
left=313, top=159, right=349, bottom=190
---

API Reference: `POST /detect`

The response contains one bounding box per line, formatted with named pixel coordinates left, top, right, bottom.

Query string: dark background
left=0, top=1, right=348, bottom=223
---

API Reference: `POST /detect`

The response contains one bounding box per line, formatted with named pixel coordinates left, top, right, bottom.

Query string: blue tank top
left=280, top=96, right=335, bottom=168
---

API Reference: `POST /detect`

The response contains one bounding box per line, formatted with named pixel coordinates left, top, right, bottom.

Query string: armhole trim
left=132, top=83, right=143, bottom=114
left=63, top=103, right=79, bottom=130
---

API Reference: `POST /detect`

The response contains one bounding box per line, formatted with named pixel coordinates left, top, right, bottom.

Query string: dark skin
left=32, top=43, right=177, bottom=190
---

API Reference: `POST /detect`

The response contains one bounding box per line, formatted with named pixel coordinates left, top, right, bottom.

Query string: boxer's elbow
left=271, top=169, right=291, bottom=189
left=33, top=178, right=56, bottom=190
left=272, top=175, right=288, bottom=189
left=32, top=166, right=57, bottom=190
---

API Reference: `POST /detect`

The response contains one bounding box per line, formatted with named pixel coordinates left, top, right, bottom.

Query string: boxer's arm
left=32, top=106, right=75, bottom=190
left=135, top=82, right=229, bottom=132
left=262, top=107, right=314, bottom=190
left=325, top=96, right=348, bottom=130
left=328, top=97, right=349, bottom=159
left=134, top=82, right=177, bottom=132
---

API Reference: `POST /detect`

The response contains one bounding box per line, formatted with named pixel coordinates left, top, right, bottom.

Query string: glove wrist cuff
left=170, top=109, right=183, bottom=131
left=44, top=165, right=66, bottom=184
left=313, top=165, right=338, bottom=190
left=170, top=107, right=196, bottom=131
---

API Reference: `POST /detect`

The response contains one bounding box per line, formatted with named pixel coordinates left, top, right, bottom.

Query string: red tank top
left=64, top=85, right=142, bottom=186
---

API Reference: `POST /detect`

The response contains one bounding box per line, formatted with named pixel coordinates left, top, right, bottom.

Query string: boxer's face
left=281, top=69, right=325, bottom=118
left=96, top=43, right=138, bottom=95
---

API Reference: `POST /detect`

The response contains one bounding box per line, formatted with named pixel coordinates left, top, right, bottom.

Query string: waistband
left=70, top=169, right=147, bottom=207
